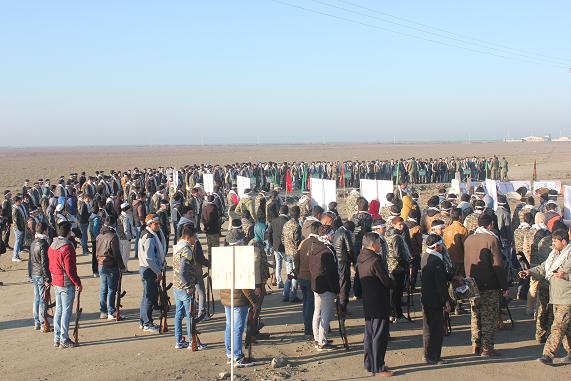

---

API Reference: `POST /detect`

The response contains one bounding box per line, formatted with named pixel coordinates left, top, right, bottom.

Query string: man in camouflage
left=464, top=200, right=485, bottom=235
left=513, top=213, right=532, bottom=300
left=385, top=217, right=411, bottom=322
left=521, top=229, right=571, bottom=366
left=343, top=189, right=360, bottom=220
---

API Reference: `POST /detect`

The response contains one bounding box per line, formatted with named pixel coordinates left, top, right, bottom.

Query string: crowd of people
left=1, top=153, right=570, bottom=377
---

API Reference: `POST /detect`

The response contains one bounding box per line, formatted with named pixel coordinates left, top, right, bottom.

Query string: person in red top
left=48, top=221, right=82, bottom=348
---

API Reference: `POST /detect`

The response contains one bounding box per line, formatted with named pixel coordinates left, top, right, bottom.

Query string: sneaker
left=34, top=324, right=41, bottom=330
left=203, top=315, right=212, bottom=322
left=54, top=341, right=60, bottom=348
left=317, top=343, right=336, bottom=351
left=100, top=313, right=108, bottom=320
left=11, top=257, right=22, bottom=263
left=193, top=343, right=208, bottom=351
left=290, top=297, right=302, bottom=303
left=559, top=353, right=571, bottom=365
left=138, top=324, right=144, bottom=330
left=41, top=326, right=49, bottom=333
left=59, top=339, right=76, bottom=348
left=143, top=324, right=159, bottom=332
left=234, top=356, right=245, bottom=367
left=377, top=366, right=394, bottom=377
left=175, top=341, right=189, bottom=349
left=537, top=356, right=553, bottom=366
left=277, top=282, right=284, bottom=289
left=107, top=314, right=116, bottom=321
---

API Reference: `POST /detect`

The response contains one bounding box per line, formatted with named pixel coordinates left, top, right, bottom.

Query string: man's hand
left=44, top=281, right=50, bottom=287
left=552, top=271, right=567, bottom=280
left=76, top=285, right=83, bottom=293
left=186, top=288, right=194, bottom=295
left=502, top=289, right=510, bottom=298
left=518, top=270, right=530, bottom=279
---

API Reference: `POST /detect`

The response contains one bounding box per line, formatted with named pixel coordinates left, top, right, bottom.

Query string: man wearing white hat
left=118, top=202, right=137, bottom=272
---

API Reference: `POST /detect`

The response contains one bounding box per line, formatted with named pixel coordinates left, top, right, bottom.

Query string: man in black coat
left=358, top=232, right=394, bottom=377
left=421, top=234, right=453, bottom=364
left=333, top=221, right=355, bottom=312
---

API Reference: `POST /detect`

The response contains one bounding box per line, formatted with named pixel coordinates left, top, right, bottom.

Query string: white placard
left=211, top=246, right=255, bottom=290
left=497, top=181, right=514, bottom=195
left=173, top=168, right=179, bottom=189
left=450, top=179, right=461, bottom=195
left=485, top=179, right=498, bottom=211
left=533, top=180, right=561, bottom=194
left=510, top=180, right=531, bottom=193
left=359, top=179, right=378, bottom=203
left=378, top=180, right=394, bottom=207
left=203, top=173, right=214, bottom=195
left=564, top=185, right=571, bottom=220
left=236, top=176, right=250, bottom=198
left=310, top=178, right=337, bottom=209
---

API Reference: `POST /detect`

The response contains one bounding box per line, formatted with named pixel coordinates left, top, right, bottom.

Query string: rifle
left=443, top=310, right=452, bottom=336
left=42, top=285, right=55, bottom=333
left=158, top=270, right=172, bottom=334
left=406, top=265, right=413, bottom=321
left=116, top=271, right=126, bottom=321
left=190, top=294, right=203, bottom=351
left=335, top=298, right=349, bottom=350
left=244, top=305, right=256, bottom=361
left=73, top=289, right=82, bottom=345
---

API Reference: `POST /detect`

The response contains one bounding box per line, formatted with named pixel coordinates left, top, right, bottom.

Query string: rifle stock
left=42, top=285, right=52, bottom=333
left=73, top=290, right=82, bottom=345
left=116, top=272, right=126, bottom=321
left=159, top=271, right=169, bottom=333
left=335, top=298, right=349, bottom=350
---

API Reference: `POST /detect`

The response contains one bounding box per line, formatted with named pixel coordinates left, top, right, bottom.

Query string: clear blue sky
left=1, top=0, right=570, bottom=146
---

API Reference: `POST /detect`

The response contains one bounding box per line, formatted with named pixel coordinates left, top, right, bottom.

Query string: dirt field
left=1, top=142, right=570, bottom=380
left=1, top=141, right=571, bottom=191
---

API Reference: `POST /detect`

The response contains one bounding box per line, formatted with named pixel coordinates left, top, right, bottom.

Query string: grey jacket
left=529, top=245, right=571, bottom=305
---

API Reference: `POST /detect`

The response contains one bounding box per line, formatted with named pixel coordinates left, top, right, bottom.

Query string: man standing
left=138, top=214, right=167, bottom=332
left=48, top=222, right=82, bottom=348
left=359, top=232, right=394, bottom=377
left=202, top=195, right=221, bottom=260
left=520, top=229, right=571, bottom=366
left=280, top=205, right=302, bottom=302
left=77, top=193, right=91, bottom=255
left=421, top=234, right=452, bottom=364
left=296, top=219, right=319, bottom=337
left=443, top=208, right=468, bottom=314
left=309, top=225, right=339, bottom=351
left=118, top=202, right=137, bottom=272
left=96, top=215, right=125, bottom=320
left=171, top=225, right=207, bottom=350
left=12, top=194, right=27, bottom=262
left=464, top=214, right=508, bottom=357
left=266, top=205, right=289, bottom=289
left=132, top=192, right=147, bottom=259
left=2, top=190, right=13, bottom=249
left=385, top=217, right=411, bottom=322
left=333, top=221, right=355, bottom=313
left=30, top=221, right=51, bottom=331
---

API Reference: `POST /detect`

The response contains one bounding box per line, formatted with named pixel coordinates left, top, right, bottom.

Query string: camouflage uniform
left=543, top=304, right=571, bottom=358
left=470, top=290, right=500, bottom=350
left=343, top=190, right=360, bottom=220
left=463, top=211, right=482, bottom=235
left=526, top=229, right=552, bottom=317
left=254, top=194, right=266, bottom=218
left=379, top=205, right=392, bottom=222
left=513, top=224, right=530, bottom=257
left=297, top=195, right=311, bottom=219
left=282, top=219, right=301, bottom=257
left=172, top=241, right=197, bottom=290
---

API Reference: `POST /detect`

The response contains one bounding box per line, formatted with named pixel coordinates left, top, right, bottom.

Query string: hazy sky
left=1, top=1, right=570, bottom=146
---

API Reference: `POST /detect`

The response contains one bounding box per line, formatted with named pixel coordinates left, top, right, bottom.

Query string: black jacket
left=333, top=226, right=355, bottom=268
left=358, top=248, right=392, bottom=319
left=30, top=236, right=51, bottom=282
left=421, top=253, right=451, bottom=309
left=308, top=239, right=340, bottom=294
left=266, top=214, right=289, bottom=252
left=351, top=211, right=372, bottom=254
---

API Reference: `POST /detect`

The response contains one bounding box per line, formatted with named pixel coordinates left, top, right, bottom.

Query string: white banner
left=378, top=180, right=394, bottom=207
left=510, top=180, right=531, bottom=193
left=310, top=178, right=337, bottom=209
left=236, top=176, right=250, bottom=198
left=173, top=168, right=179, bottom=189
left=533, top=180, right=561, bottom=194
left=211, top=246, right=256, bottom=289
left=203, top=173, right=214, bottom=195
left=497, top=181, right=514, bottom=195
left=359, top=179, right=393, bottom=207
left=564, top=185, right=571, bottom=220
left=485, top=179, right=498, bottom=211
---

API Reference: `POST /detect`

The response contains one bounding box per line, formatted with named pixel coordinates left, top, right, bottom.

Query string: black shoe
left=559, top=354, right=571, bottom=365
left=537, top=356, right=553, bottom=366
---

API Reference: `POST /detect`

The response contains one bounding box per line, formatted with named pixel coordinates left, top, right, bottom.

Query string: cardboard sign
left=359, top=179, right=393, bottom=207
left=310, top=178, right=336, bottom=209
left=211, top=246, right=255, bottom=290
left=236, top=176, right=250, bottom=198
left=533, top=180, right=561, bottom=194
left=497, top=181, right=514, bottom=195
left=203, top=173, right=214, bottom=195
left=485, top=179, right=498, bottom=211
left=510, top=180, right=531, bottom=194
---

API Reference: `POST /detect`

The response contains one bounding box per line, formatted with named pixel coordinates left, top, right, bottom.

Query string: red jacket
left=48, top=237, right=82, bottom=287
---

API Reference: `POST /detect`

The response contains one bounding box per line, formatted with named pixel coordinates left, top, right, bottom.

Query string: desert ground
left=1, top=142, right=570, bottom=381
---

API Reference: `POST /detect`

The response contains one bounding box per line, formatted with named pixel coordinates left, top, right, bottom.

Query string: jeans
left=174, top=288, right=192, bottom=344
left=99, top=266, right=119, bottom=316
left=274, top=251, right=284, bottom=285
left=79, top=223, right=89, bottom=254
left=283, top=255, right=298, bottom=301
left=140, top=267, right=158, bottom=326
left=13, top=228, right=24, bottom=258
left=195, top=273, right=206, bottom=316
left=313, top=291, right=335, bottom=345
left=224, top=305, right=249, bottom=360
left=32, top=275, right=46, bottom=326
left=54, top=285, right=75, bottom=343
left=298, top=278, right=314, bottom=335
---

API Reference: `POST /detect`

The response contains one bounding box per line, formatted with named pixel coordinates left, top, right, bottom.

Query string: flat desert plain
left=0, top=142, right=570, bottom=381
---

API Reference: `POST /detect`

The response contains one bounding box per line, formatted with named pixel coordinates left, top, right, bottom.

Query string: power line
left=313, top=0, right=570, bottom=66
left=338, top=0, right=571, bottom=65
left=269, top=0, right=569, bottom=69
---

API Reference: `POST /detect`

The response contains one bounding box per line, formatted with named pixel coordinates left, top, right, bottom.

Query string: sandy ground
left=0, top=233, right=569, bottom=381
left=2, top=141, right=571, bottom=191
left=1, top=142, right=571, bottom=380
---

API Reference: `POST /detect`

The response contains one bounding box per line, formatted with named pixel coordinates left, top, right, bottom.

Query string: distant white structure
left=553, top=136, right=571, bottom=142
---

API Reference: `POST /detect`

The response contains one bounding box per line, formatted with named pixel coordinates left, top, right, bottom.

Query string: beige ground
left=1, top=142, right=570, bottom=381
left=1, top=141, right=571, bottom=191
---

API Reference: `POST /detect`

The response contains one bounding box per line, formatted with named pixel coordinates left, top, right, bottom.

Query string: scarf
left=427, top=248, right=443, bottom=262
left=474, top=226, right=499, bottom=240
left=254, top=222, right=266, bottom=243
left=531, top=223, right=548, bottom=231
left=544, top=244, right=571, bottom=281
left=146, top=227, right=166, bottom=264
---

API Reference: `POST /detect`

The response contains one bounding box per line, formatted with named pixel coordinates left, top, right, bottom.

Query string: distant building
left=552, top=136, right=571, bottom=142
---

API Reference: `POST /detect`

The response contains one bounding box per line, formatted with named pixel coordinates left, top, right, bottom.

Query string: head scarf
left=368, top=199, right=381, bottom=220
